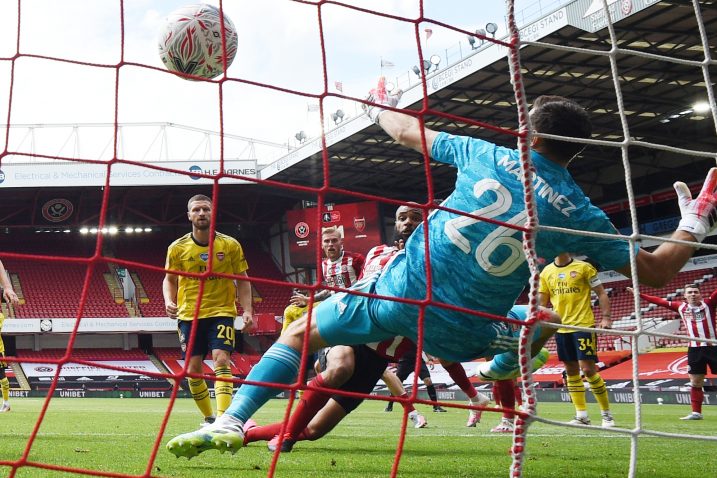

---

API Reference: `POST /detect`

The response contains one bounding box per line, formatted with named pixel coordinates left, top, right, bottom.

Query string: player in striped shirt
left=0, top=258, right=20, bottom=413
left=282, top=226, right=364, bottom=333
left=629, top=283, right=717, bottom=420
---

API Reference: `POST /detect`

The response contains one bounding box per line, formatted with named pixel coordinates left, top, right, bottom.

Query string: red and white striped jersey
left=359, top=244, right=400, bottom=280
left=638, top=290, right=717, bottom=347
left=321, top=251, right=364, bottom=290
left=367, top=336, right=415, bottom=361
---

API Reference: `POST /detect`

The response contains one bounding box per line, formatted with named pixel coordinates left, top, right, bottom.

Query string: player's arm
left=236, top=271, right=254, bottom=330
left=162, top=252, right=179, bottom=319
left=364, top=77, right=440, bottom=155
left=615, top=169, right=717, bottom=288
left=626, top=286, right=679, bottom=312
left=592, top=283, right=612, bottom=328
left=0, top=259, right=19, bottom=306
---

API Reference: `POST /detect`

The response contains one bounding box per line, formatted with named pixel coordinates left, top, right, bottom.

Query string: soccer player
left=163, top=194, right=254, bottom=425
left=282, top=226, right=364, bottom=333
left=0, top=258, right=20, bottom=413
left=167, top=82, right=717, bottom=458
left=383, top=345, right=447, bottom=413
left=628, top=283, right=717, bottom=420
left=539, top=253, right=615, bottom=427
left=243, top=339, right=430, bottom=454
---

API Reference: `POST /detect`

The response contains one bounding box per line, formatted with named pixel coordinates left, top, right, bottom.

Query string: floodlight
left=485, top=22, right=498, bottom=37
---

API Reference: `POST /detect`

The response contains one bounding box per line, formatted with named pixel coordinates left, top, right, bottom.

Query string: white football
left=158, top=4, right=238, bottom=80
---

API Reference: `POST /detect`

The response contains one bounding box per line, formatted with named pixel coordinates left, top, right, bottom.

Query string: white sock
left=215, top=413, right=244, bottom=431
left=576, top=410, right=588, bottom=419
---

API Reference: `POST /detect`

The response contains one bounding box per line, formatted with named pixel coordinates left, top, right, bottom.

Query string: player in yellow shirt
left=539, top=253, right=614, bottom=427
left=163, top=194, right=254, bottom=426
left=0, top=258, right=20, bottom=413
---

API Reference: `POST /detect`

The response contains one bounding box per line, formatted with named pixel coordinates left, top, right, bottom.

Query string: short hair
left=187, top=194, right=212, bottom=210
left=395, top=204, right=422, bottom=219
left=684, top=283, right=700, bottom=291
left=531, top=95, right=592, bottom=163
left=322, top=226, right=342, bottom=238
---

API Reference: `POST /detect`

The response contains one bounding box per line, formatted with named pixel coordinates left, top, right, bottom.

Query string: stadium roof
left=260, top=0, right=717, bottom=212
left=0, top=0, right=715, bottom=231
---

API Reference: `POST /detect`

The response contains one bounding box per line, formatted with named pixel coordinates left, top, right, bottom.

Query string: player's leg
left=491, top=379, right=516, bottom=433
left=382, top=369, right=427, bottom=428
left=579, top=343, right=614, bottom=428
left=681, top=347, right=707, bottom=420
left=441, top=360, right=489, bottom=427
left=271, top=345, right=391, bottom=451
left=385, top=356, right=413, bottom=412
left=208, top=317, right=236, bottom=417
left=419, top=364, right=445, bottom=412
left=178, top=320, right=215, bottom=424
left=562, top=341, right=590, bottom=426
left=0, top=357, right=9, bottom=412
left=167, top=288, right=393, bottom=458
left=476, top=307, right=558, bottom=380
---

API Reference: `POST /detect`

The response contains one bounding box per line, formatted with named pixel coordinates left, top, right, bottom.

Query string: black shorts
left=556, top=331, right=598, bottom=363
left=320, top=345, right=388, bottom=414
left=687, top=346, right=717, bottom=375
left=395, top=353, right=430, bottom=382
left=177, top=317, right=235, bottom=359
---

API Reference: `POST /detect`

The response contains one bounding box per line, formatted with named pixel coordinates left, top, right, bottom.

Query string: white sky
left=0, top=0, right=565, bottom=165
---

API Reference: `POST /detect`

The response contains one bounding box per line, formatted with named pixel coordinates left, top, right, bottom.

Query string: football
left=158, top=3, right=238, bottom=80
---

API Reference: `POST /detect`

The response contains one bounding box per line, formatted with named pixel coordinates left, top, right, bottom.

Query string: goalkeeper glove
left=675, top=167, right=717, bottom=242
left=363, top=76, right=402, bottom=125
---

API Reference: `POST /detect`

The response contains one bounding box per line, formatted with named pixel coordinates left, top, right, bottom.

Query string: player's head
left=530, top=95, right=592, bottom=165
left=187, top=194, right=212, bottom=231
left=684, top=284, right=702, bottom=304
left=394, top=204, right=423, bottom=243
left=321, top=226, right=343, bottom=260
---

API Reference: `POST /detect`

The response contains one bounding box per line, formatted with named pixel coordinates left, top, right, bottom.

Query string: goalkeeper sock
left=567, top=374, right=587, bottom=414
left=0, top=377, right=9, bottom=402
left=214, top=365, right=233, bottom=416
left=224, top=343, right=300, bottom=423
left=586, top=372, right=610, bottom=412
left=187, top=378, right=214, bottom=419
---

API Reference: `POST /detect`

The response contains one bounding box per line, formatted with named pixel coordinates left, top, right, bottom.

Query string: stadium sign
left=0, top=160, right=256, bottom=188
left=3, top=317, right=176, bottom=333
left=566, top=0, right=660, bottom=33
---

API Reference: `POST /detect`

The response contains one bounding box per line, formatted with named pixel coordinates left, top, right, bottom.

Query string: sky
left=0, top=0, right=565, bottom=166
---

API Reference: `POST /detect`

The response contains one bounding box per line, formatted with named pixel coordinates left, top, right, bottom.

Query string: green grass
left=0, top=398, right=714, bottom=477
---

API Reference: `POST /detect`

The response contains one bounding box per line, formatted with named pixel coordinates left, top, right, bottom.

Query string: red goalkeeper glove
left=675, top=167, right=717, bottom=242
left=363, top=76, right=402, bottom=125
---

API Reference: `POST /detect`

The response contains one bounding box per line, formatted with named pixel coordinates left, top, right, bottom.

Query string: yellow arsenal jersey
left=539, top=259, right=600, bottom=333
left=166, top=232, right=248, bottom=321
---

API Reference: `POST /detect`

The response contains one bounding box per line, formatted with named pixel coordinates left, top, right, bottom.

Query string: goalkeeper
left=168, top=81, right=717, bottom=458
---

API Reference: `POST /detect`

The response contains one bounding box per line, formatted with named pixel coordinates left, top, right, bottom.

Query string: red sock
left=245, top=422, right=284, bottom=444
left=514, top=381, right=523, bottom=406
left=286, top=375, right=330, bottom=438
left=398, top=392, right=416, bottom=414
left=691, top=386, right=704, bottom=414
left=492, top=381, right=502, bottom=405
left=444, top=362, right=477, bottom=399
left=496, top=379, right=516, bottom=419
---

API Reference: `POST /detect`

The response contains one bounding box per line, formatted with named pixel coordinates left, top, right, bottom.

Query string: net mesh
left=0, top=1, right=716, bottom=477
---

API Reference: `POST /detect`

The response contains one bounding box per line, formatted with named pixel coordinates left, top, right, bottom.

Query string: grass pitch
left=0, top=398, right=714, bottom=477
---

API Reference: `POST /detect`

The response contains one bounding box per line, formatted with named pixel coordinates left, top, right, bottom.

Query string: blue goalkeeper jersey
left=373, top=132, right=631, bottom=360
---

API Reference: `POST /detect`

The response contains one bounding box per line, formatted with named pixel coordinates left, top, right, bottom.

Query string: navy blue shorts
left=556, top=331, right=598, bottom=362
left=177, top=317, right=235, bottom=359
left=687, top=346, right=717, bottom=375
